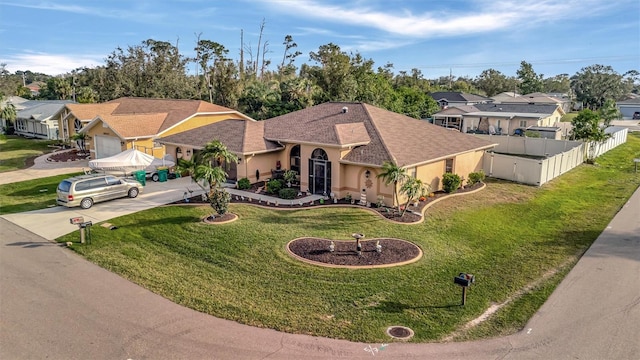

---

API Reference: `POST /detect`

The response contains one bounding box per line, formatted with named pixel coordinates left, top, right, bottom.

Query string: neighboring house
left=14, top=99, right=74, bottom=139
left=0, top=96, right=29, bottom=132
left=616, top=97, right=640, bottom=120
left=159, top=102, right=496, bottom=206
left=491, top=92, right=520, bottom=102
left=496, top=92, right=572, bottom=113
left=25, top=83, right=42, bottom=97
left=57, top=97, right=253, bottom=159
left=432, top=103, right=565, bottom=137
left=429, top=91, right=492, bottom=109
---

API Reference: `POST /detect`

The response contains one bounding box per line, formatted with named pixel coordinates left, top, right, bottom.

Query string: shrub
left=442, top=173, right=462, bottom=193
left=278, top=188, right=297, bottom=199
left=266, top=179, right=283, bottom=194
left=208, top=188, right=231, bottom=215
left=467, top=170, right=486, bottom=186
left=237, top=177, right=251, bottom=190
left=283, top=170, right=297, bottom=185
left=345, top=193, right=352, bottom=202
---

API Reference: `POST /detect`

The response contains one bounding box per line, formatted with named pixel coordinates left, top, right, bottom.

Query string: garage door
left=95, top=135, right=122, bottom=159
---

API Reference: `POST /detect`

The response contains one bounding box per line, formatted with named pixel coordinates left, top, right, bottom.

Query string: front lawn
left=0, top=173, right=82, bottom=214
left=0, top=135, right=57, bottom=172
left=57, top=133, right=640, bottom=342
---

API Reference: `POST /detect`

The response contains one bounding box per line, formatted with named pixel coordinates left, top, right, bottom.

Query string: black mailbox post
left=454, top=273, right=475, bottom=305
left=79, top=221, right=93, bottom=244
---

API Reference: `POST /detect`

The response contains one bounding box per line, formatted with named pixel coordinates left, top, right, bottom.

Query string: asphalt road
left=1, top=186, right=638, bottom=359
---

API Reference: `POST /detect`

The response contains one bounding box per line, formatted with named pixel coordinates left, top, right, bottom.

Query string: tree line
left=1, top=33, right=638, bottom=120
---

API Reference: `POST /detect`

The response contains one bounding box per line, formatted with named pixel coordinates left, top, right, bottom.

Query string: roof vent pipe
left=342, top=106, right=348, bottom=113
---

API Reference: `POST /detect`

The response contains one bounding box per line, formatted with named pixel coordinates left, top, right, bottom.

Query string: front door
left=312, top=161, right=326, bottom=194
left=308, top=148, right=331, bottom=195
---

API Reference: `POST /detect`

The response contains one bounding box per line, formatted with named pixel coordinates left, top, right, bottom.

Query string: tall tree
left=571, top=64, right=626, bottom=110
left=516, top=61, right=544, bottom=94
left=543, top=74, right=570, bottom=93
left=475, top=69, right=512, bottom=96
left=306, top=43, right=357, bottom=102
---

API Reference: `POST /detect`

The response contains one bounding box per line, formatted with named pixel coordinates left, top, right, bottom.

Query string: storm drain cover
left=386, top=326, right=414, bottom=340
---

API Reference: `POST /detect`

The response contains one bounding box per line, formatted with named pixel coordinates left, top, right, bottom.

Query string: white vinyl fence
left=476, top=127, right=628, bottom=186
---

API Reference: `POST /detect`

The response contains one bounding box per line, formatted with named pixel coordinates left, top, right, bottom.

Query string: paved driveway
left=1, top=177, right=204, bottom=240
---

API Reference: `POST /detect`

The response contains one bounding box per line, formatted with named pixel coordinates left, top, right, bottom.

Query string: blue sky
left=1, top=0, right=638, bottom=79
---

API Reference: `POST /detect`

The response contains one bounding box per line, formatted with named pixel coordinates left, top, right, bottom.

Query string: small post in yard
left=634, top=159, right=640, bottom=173
left=454, top=273, right=475, bottom=306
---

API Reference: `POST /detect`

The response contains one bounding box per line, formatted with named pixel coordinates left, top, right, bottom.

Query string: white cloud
left=3, top=52, right=104, bottom=75
left=256, top=0, right=618, bottom=38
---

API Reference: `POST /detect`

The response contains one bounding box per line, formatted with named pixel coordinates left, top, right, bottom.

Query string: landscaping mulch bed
left=47, top=149, right=90, bottom=162
left=174, top=182, right=484, bottom=224
left=202, top=213, right=237, bottom=223
left=288, top=237, right=421, bottom=267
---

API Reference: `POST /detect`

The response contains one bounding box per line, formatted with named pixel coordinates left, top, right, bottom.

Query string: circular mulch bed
left=202, top=213, right=237, bottom=224
left=287, top=237, right=422, bottom=268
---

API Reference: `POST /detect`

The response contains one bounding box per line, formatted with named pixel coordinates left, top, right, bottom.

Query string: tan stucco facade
left=173, top=139, right=487, bottom=207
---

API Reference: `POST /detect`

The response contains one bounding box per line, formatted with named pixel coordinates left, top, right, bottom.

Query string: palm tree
left=70, top=133, right=88, bottom=154
left=178, top=140, right=238, bottom=216
left=376, top=161, right=407, bottom=209
left=0, top=96, right=17, bottom=134
left=399, top=177, right=429, bottom=216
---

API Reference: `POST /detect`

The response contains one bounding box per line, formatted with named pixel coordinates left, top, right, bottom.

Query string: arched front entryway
left=308, top=148, right=331, bottom=195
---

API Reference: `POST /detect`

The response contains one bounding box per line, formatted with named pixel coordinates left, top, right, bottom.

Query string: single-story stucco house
left=159, top=102, right=497, bottom=207
left=433, top=103, right=565, bottom=138
left=56, top=97, right=253, bottom=159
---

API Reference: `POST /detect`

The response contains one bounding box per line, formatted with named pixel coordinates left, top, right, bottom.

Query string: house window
left=445, top=159, right=454, bottom=173
left=290, top=145, right=300, bottom=174
left=410, top=167, right=417, bottom=178
left=519, top=120, right=527, bottom=128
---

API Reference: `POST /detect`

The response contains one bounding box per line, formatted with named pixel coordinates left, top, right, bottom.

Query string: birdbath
left=351, top=233, right=365, bottom=255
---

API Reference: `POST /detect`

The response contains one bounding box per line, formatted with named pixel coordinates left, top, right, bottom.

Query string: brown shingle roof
left=67, top=103, right=119, bottom=121
left=74, top=97, right=244, bottom=138
left=264, top=102, right=495, bottom=167
left=99, top=113, right=168, bottom=138
left=106, top=97, right=238, bottom=133
left=158, top=119, right=282, bottom=154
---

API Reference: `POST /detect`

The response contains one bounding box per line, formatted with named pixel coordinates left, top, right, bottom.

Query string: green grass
left=54, top=133, right=640, bottom=342
left=0, top=135, right=57, bottom=172
left=0, top=173, right=82, bottom=214
left=560, top=112, right=579, bottom=123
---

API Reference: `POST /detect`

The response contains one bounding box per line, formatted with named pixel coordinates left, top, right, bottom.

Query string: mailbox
left=79, top=221, right=93, bottom=228
left=454, top=273, right=475, bottom=287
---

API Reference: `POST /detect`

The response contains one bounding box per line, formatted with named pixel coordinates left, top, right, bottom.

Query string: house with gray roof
left=159, top=102, right=496, bottom=206
left=432, top=103, right=564, bottom=138
left=14, top=99, right=74, bottom=140
left=429, top=91, right=492, bottom=109
left=616, top=97, right=640, bottom=120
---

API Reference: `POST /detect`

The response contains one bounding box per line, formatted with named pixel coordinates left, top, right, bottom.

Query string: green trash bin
left=134, top=170, right=146, bottom=186
left=158, top=169, right=168, bottom=182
